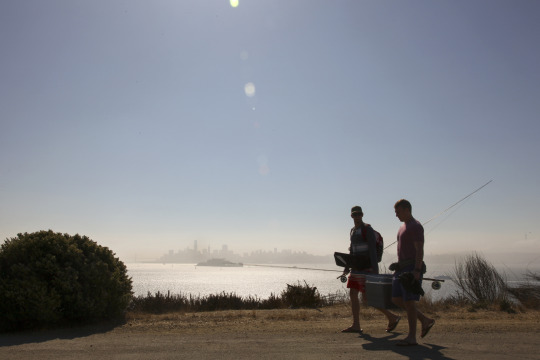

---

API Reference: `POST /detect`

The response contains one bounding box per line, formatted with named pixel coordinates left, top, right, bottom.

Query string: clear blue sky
left=1, top=0, right=539, bottom=264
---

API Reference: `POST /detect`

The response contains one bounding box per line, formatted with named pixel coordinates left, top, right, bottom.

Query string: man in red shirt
left=392, top=199, right=435, bottom=346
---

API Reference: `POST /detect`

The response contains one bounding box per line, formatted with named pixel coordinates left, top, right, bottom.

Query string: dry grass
left=451, top=253, right=508, bottom=305
left=130, top=281, right=342, bottom=314
left=449, top=253, right=540, bottom=313
left=123, top=302, right=540, bottom=335
left=507, top=271, right=540, bottom=309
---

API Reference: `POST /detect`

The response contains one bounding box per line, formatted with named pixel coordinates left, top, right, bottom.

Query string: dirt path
left=2, top=306, right=539, bottom=359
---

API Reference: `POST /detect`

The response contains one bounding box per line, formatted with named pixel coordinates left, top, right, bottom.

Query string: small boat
left=196, top=258, right=243, bottom=267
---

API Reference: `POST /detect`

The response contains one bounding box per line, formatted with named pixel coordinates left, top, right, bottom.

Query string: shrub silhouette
left=451, top=252, right=508, bottom=307
left=0, top=230, right=132, bottom=331
left=281, top=281, right=322, bottom=308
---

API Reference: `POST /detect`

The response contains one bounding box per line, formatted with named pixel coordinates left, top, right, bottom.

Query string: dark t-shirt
left=350, top=225, right=378, bottom=273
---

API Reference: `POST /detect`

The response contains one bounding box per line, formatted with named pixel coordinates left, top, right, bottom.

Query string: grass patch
left=452, top=253, right=509, bottom=305
left=507, top=271, right=540, bottom=310
left=130, top=282, right=346, bottom=314
left=449, top=254, right=540, bottom=312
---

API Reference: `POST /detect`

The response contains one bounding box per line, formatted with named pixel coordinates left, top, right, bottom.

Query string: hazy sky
left=1, top=0, right=539, bottom=264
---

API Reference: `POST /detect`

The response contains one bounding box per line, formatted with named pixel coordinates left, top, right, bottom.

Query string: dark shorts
left=392, top=264, right=422, bottom=302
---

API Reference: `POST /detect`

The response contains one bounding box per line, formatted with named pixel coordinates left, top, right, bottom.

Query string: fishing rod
left=245, top=263, right=360, bottom=286
left=384, top=179, right=493, bottom=250
left=245, top=263, right=341, bottom=273
left=245, top=263, right=445, bottom=289
left=371, top=180, right=492, bottom=290
left=244, top=263, right=350, bottom=285
left=244, top=182, right=492, bottom=290
left=422, top=179, right=493, bottom=227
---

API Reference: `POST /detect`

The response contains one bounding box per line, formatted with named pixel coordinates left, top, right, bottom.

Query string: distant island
left=196, top=258, right=243, bottom=267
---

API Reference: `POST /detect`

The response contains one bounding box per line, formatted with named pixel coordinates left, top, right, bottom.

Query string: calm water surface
left=127, top=263, right=346, bottom=299
left=126, top=263, right=470, bottom=300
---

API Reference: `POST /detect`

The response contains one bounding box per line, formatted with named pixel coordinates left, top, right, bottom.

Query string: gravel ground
left=2, top=305, right=540, bottom=359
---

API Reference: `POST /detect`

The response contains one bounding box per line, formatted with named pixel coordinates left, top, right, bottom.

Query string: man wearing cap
left=341, top=206, right=400, bottom=334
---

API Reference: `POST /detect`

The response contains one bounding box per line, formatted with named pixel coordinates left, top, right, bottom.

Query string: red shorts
left=346, top=270, right=373, bottom=292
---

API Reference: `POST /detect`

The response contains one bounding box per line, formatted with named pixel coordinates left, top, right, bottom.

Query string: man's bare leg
left=402, top=300, right=418, bottom=344
left=376, top=307, right=400, bottom=331
left=342, top=288, right=362, bottom=332
left=392, top=297, right=434, bottom=342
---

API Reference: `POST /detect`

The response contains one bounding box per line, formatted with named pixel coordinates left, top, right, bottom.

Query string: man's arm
left=413, top=240, right=424, bottom=280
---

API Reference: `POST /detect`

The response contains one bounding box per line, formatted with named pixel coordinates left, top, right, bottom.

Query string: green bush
left=0, top=230, right=133, bottom=331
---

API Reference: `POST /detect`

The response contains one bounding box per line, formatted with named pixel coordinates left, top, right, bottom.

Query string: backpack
left=351, top=224, right=384, bottom=263
left=373, top=229, right=384, bottom=263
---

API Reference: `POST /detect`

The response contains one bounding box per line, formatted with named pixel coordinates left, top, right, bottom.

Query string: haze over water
left=1, top=1, right=539, bottom=264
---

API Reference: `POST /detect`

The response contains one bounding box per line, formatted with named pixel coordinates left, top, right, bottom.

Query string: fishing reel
left=424, top=277, right=444, bottom=290
left=431, top=280, right=442, bottom=290
left=338, top=274, right=348, bottom=283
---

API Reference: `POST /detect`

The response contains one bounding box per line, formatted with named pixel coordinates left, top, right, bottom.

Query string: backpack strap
left=360, top=223, right=371, bottom=241
left=351, top=224, right=369, bottom=241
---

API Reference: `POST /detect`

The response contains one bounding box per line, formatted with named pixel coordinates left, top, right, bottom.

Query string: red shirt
left=397, top=218, right=424, bottom=262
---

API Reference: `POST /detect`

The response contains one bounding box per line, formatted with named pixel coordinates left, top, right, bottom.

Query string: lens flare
left=244, top=82, right=256, bottom=97
left=257, top=155, right=269, bottom=175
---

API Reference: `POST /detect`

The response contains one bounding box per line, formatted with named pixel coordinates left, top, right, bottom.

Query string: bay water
left=126, top=262, right=494, bottom=302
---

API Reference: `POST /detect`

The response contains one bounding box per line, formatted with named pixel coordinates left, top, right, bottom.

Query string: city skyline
left=157, top=239, right=332, bottom=265
left=141, top=238, right=538, bottom=270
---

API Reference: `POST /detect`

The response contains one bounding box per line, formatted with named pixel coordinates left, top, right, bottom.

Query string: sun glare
left=230, top=0, right=239, bottom=8
left=244, top=82, right=256, bottom=97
